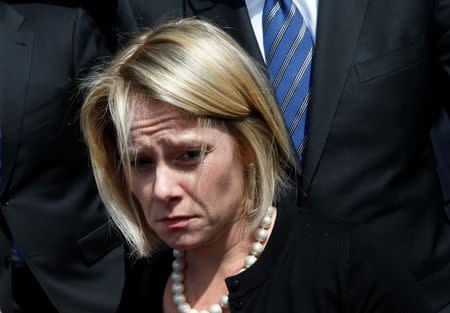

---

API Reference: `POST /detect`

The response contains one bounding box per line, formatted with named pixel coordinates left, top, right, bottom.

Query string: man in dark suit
left=0, top=1, right=125, bottom=313
left=114, top=0, right=450, bottom=311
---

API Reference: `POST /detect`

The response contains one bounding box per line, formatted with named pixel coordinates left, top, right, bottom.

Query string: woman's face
left=129, top=101, right=247, bottom=251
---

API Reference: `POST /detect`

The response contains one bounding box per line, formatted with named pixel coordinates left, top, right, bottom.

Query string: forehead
left=130, top=101, right=196, bottom=138
left=133, top=100, right=194, bottom=126
left=129, top=100, right=236, bottom=148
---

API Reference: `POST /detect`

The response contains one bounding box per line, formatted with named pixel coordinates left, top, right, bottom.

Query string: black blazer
left=431, top=109, right=450, bottom=221
left=116, top=0, right=450, bottom=311
left=0, top=2, right=124, bottom=313
left=118, top=204, right=432, bottom=313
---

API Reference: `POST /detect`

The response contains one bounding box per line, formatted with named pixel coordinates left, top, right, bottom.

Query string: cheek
left=197, top=159, right=245, bottom=206
left=131, top=176, right=154, bottom=209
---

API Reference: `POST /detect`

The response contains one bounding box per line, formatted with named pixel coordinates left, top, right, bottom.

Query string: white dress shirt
left=245, top=0, right=319, bottom=60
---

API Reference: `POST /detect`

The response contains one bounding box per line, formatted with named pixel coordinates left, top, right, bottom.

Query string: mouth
left=160, top=216, right=194, bottom=229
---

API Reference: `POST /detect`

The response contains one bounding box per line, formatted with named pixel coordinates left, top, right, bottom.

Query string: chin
left=158, top=226, right=206, bottom=250
left=165, top=236, right=204, bottom=252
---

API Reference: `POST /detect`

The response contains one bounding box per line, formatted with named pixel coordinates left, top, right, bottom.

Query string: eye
left=178, top=148, right=203, bottom=162
left=130, top=157, right=154, bottom=171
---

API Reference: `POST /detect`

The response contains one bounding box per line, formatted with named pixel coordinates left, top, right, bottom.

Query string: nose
left=152, top=163, right=183, bottom=204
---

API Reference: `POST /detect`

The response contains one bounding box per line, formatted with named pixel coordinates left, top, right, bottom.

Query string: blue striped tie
left=263, top=0, right=314, bottom=159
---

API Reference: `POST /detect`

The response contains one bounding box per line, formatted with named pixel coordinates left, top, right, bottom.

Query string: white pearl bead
left=238, top=268, right=246, bottom=274
left=220, top=295, right=229, bottom=308
left=173, top=294, right=186, bottom=305
left=172, top=271, right=184, bottom=283
left=250, top=242, right=264, bottom=256
left=173, top=249, right=183, bottom=258
left=255, top=228, right=268, bottom=242
left=188, top=309, right=199, bottom=313
left=178, top=303, right=191, bottom=313
left=209, top=303, right=222, bottom=313
left=266, top=206, right=274, bottom=216
left=260, top=215, right=272, bottom=229
left=172, top=282, right=184, bottom=294
left=244, top=255, right=257, bottom=268
left=199, top=310, right=209, bottom=313
left=172, top=259, right=185, bottom=272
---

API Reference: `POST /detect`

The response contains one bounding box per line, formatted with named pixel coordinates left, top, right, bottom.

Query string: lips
left=160, top=216, right=193, bottom=229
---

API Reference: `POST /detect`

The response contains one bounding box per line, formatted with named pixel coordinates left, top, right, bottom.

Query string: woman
left=80, top=19, right=431, bottom=313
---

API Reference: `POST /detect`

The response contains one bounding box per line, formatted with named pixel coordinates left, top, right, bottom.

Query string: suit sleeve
left=346, top=228, right=433, bottom=313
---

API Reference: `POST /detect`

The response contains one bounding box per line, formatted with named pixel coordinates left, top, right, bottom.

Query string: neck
left=188, top=216, right=249, bottom=277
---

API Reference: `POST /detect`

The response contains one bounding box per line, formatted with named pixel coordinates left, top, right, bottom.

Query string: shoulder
left=276, top=202, right=358, bottom=284
left=10, top=2, right=102, bottom=46
left=286, top=206, right=406, bottom=283
left=11, top=2, right=82, bottom=29
left=11, top=2, right=110, bottom=75
left=119, top=245, right=172, bottom=312
left=125, top=244, right=173, bottom=291
left=125, top=0, right=183, bottom=25
left=285, top=202, right=358, bottom=254
left=10, top=3, right=93, bottom=52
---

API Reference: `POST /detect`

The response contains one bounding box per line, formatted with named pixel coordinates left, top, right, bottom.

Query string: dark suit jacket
left=116, top=0, right=450, bottom=311
left=0, top=2, right=125, bottom=313
left=431, top=109, right=450, bottom=220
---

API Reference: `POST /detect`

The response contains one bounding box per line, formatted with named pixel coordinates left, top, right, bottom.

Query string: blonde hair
left=80, top=19, right=297, bottom=257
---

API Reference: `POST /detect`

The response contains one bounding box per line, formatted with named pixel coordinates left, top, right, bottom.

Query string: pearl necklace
left=171, top=206, right=275, bottom=313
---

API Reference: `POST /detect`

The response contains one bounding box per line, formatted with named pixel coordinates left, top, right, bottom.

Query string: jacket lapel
left=0, top=2, right=33, bottom=196
left=301, top=0, right=369, bottom=192
left=185, top=0, right=264, bottom=65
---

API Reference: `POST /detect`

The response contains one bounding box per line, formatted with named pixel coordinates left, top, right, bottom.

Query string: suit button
left=4, top=255, right=11, bottom=267
left=229, top=279, right=240, bottom=292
